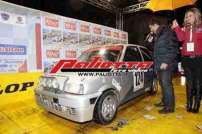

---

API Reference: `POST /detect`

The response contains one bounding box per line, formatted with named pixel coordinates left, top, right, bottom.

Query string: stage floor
left=1, top=77, right=202, bottom=134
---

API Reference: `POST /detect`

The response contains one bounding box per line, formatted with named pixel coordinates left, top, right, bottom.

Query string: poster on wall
left=43, top=29, right=62, bottom=46
left=63, top=48, right=77, bottom=59
left=0, top=10, right=28, bottom=73
left=42, top=16, right=63, bottom=73
left=104, top=27, right=112, bottom=44
left=43, top=46, right=61, bottom=73
left=91, top=24, right=104, bottom=46
left=78, top=21, right=91, bottom=46
left=63, top=18, right=79, bottom=45
left=42, top=17, right=62, bottom=46
left=121, top=32, right=128, bottom=44
left=61, top=18, right=78, bottom=59
left=0, top=44, right=27, bottom=73
left=111, top=30, right=120, bottom=44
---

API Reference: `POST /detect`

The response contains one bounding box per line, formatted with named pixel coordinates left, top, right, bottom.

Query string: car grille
left=36, top=94, right=76, bottom=115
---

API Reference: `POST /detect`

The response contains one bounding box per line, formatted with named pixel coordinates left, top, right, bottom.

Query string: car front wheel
left=94, top=90, right=118, bottom=124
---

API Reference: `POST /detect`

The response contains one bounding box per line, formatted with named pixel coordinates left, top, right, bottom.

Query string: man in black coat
left=148, top=18, right=179, bottom=114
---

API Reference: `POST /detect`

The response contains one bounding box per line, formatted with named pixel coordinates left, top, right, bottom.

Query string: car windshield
left=78, top=46, right=122, bottom=62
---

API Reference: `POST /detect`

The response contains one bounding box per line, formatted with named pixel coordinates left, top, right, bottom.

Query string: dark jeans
left=182, top=57, right=202, bottom=111
left=158, top=69, right=175, bottom=110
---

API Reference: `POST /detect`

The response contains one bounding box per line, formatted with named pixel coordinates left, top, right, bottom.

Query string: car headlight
left=52, top=78, right=60, bottom=89
left=64, top=83, right=85, bottom=95
left=45, top=78, right=52, bottom=87
left=38, top=77, right=59, bottom=89
left=39, top=77, right=46, bottom=87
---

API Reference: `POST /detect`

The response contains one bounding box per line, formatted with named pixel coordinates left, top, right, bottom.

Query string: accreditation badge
left=186, top=42, right=194, bottom=52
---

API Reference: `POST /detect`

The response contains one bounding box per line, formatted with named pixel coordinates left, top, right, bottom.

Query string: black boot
left=187, top=95, right=193, bottom=112
left=192, top=95, right=201, bottom=113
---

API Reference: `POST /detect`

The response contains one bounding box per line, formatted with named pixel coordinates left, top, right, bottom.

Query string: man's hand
left=160, top=63, right=168, bottom=70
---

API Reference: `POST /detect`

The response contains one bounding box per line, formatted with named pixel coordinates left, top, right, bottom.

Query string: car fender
left=97, top=85, right=120, bottom=104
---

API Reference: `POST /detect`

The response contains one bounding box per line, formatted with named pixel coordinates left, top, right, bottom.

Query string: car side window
left=123, top=46, right=142, bottom=61
left=140, top=48, right=152, bottom=61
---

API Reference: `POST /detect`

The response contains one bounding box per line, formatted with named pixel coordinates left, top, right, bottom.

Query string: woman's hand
left=171, top=20, right=179, bottom=29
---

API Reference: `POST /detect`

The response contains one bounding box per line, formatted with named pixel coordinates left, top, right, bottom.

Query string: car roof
left=86, top=43, right=148, bottom=50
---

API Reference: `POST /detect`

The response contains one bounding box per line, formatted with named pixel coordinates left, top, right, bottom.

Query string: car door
left=139, top=47, right=154, bottom=90
left=123, top=46, right=144, bottom=92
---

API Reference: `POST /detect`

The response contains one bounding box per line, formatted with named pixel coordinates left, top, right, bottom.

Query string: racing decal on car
left=133, top=71, right=144, bottom=92
left=50, top=57, right=153, bottom=73
left=112, top=78, right=122, bottom=91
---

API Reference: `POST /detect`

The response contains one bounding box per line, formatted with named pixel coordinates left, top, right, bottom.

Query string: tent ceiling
left=80, top=0, right=149, bottom=13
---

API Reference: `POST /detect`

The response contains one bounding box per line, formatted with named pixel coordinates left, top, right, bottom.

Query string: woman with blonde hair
left=172, top=8, right=202, bottom=113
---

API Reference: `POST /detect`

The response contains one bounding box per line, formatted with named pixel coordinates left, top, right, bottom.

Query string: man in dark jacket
left=149, top=18, right=179, bottom=114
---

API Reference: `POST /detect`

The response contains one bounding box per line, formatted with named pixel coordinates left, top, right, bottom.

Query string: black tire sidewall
left=94, top=90, right=118, bottom=124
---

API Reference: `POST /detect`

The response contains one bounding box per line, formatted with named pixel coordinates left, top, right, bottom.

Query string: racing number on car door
left=123, top=46, right=144, bottom=92
left=133, top=72, right=144, bottom=92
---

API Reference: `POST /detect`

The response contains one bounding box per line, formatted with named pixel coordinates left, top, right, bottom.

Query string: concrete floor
left=0, top=77, right=202, bottom=134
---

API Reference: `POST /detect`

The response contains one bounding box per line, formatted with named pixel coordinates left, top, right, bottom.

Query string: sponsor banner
left=91, top=36, right=105, bottom=45
left=0, top=59, right=27, bottom=73
left=0, top=2, right=128, bottom=74
left=64, top=19, right=78, bottom=32
left=79, top=21, right=91, bottom=33
left=121, top=40, right=127, bottom=44
left=92, top=24, right=102, bottom=35
left=104, top=37, right=112, bottom=44
left=113, top=31, right=119, bottom=39
left=0, top=44, right=26, bottom=55
left=63, top=31, right=79, bottom=45
left=42, top=17, right=62, bottom=72
left=79, top=34, right=91, bottom=45
left=91, top=24, right=104, bottom=45
left=121, top=32, right=127, bottom=40
left=65, top=50, right=77, bottom=59
left=46, top=49, right=60, bottom=58
left=63, top=18, right=79, bottom=45
left=0, top=11, right=13, bottom=25
left=13, top=13, right=26, bottom=26
left=0, top=72, right=42, bottom=107
left=0, top=11, right=26, bottom=26
left=111, top=38, right=121, bottom=44
left=104, top=28, right=112, bottom=37
left=44, top=17, right=59, bottom=28
left=42, top=28, right=63, bottom=46
left=78, top=21, right=91, bottom=45
left=119, top=31, right=128, bottom=43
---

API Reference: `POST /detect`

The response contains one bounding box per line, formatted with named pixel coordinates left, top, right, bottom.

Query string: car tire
left=94, top=90, right=118, bottom=124
left=149, top=78, right=158, bottom=95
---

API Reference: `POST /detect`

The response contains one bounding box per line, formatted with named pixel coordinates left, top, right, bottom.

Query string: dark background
left=2, top=0, right=202, bottom=45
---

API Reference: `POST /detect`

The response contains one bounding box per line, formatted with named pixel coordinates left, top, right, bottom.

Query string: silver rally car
left=35, top=44, right=157, bottom=124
